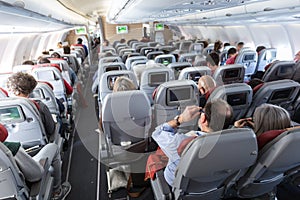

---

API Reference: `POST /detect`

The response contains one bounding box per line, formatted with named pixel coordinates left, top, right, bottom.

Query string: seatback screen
left=167, top=86, right=192, bottom=106
left=148, top=73, right=167, bottom=87
left=0, top=106, right=24, bottom=123
left=227, top=93, right=247, bottom=106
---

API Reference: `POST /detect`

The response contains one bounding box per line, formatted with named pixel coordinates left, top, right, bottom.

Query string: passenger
left=225, top=47, right=238, bottom=65
left=0, top=123, right=71, bottom=200
left=294, top=50, right=300, bottom=63
left=212, top=40, right=223, bottom=55
left=63, top=46, right=71, bottom=54
left=234, top=104, right=292, bottom=149
left=206, top=52, right=220, bottom=75
left=76, top=38, right=88, bottom=57
left=223, top=42, right=230, bottom=48
left=152, top=99, right=233, bottom=186
left=57, top=42, right=63, bottom=49
left=22, top=60, right=35, bottom=65
left=236, top=41, right=244, bottom=52
left=98, top=76, right=136, bottom=132
left=6, top=72, right=56, bottom=141
left=198, top=75, right=216, bottom=97
left=120, top=38, right=126, bottom=44
left=256, top=45, right=266, bottom=55
left=51, top=52, right=61, bottom=58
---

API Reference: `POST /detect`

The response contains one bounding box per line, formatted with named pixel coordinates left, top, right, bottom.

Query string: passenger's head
left=213, top=40, right=223, bottom=52
left=198, top=75, right=216, bottom=95
left=294, top=51, right=300, bottom=63
left=206, top=52, right=220, bottom=73
left=63, top=46, right=71, bottom=54
left=256, top=46, right=266, bottom=54
left=223, top=42, right=230, bottom=48
left=22, top=60, right=35, bottom=65
left=120, top=38, right=126, bottom=44
left=113, top=76, right=136, bottom=92
left=38, top=57, right=51, bottom=64
left=51, top=52, right=61, bottom=58
left=0, top=123, right=8, bottom=142
left=77, top=38, right=83, bottom=44
left=6, top=72, right=37, bottom=97
left=236, top=42, right=244, bottom=51
left=57, top=42, right=63, bottom=48
left=103, top=39, right=109, bottom=46
left=199, top=99, right=233, bottom=132
left=227, top=48, right=237, bottom=58
left=253, top=104, right=291, bottom=136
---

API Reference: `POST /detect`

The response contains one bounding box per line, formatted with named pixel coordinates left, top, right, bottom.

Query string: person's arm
left=14, top=147, right=44, bottom=182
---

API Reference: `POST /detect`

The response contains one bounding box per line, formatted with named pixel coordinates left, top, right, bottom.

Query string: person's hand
left=234, top=118, right=254, bottom=128
left=180, top=105, right=201, bottom=123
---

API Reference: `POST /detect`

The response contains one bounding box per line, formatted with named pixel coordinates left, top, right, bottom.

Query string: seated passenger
left=294, top=50, right=300, bottom=63
left=234, top=104, right=292, bottom=149
left=225, top=47, right=237, bottom=65
left=0, top=123, right=71, bottom=199
left=152, top=99, right=233, bottom=186
left=212, top=40, right=223, bottom=55
left=236, top=41, right=244, bottom=52
left=206, top=52, right=220, bottom=75
left=198, top=75, right=216, bottom=107
left=6, top=72, right=56, bottom=141
left=98, top=76, right=136, bottom=132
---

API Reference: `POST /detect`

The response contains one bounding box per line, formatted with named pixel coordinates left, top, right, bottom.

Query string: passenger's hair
left=113, top=76, right=136, bottom=92
left=38, top=57, right=51, bottom=64
left=227, top=48, right=237, bottom=56
left=120, top=38, right=126, bottom=43
left=51, top=52, right=61, bottom=58
left=256, top=45, right=266, bottom=53
left=198, top=75, right=216, bottom=94
left=206, top=52, right=220, bottom=66
left=7, top=72, right=37, bottom=96
left=77, top=38, right=83, bottom=44
left=63, top=46, right=71, bottom=54
left=237, top=42, right=244, bottom=46
left=253, top=104, right=291, bottom=136
left=22, top=60, right=35, bottom=65
left=214, top=40, right=223, bottom=52
left=223, top=42, right=230, bottom=47
left=204, top=99, right=233, bottom=131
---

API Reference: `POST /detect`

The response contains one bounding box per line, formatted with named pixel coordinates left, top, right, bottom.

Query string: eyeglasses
left=199, top=109, right=205, bottom=114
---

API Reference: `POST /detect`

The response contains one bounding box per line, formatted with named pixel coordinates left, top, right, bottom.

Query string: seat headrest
left=0, top=87, right=8, bottom=97
left=0, top=124, right=8, bottom=142
left=38, top=81, right=54, bottom=90
left=257, top=129, right=286, bottom=150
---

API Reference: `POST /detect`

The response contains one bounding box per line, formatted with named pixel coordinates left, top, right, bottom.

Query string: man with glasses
left=152, top=99, right=233, bottom=186
left=294, top=51, right=300, bottom=63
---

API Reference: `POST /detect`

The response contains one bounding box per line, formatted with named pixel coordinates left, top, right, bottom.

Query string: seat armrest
left=151, top=170, right=173, bottom=200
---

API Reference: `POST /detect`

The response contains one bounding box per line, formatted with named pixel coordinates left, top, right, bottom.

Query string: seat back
left=30, top=82, right=59, bottom=115
left=208, top=83, right=253, bottom=121
left=234, top=49, right=257, bottom=76
left=256, top=48, right=277, bottom=72
left=179, top=41, right=193, bottom=53
left=140, top=47, right=155, bottom=56
left=140, top=67, right=175, bottom=104
left=125, top=56, right=148, bottom=70
left=0, top=142, right=29, bottom=199
left=178, top=53, right=198, bottom=64
left=98, top=70, right=138, bottom=103
left=213, top=64, right=246, bottom=85
left=168, top=62, right=192, bottom=79
left=31, top=66, right=66, bottom=101
left=146, top=51, right=164, bottom=60
left=0, top=97, right=48, bottom=148
left=293, top=61, right=300, bottom=83
left=154, top=54, right=176, bottom=66
left=97, top=62, right=126, bottom=86
left=102, top=90, right=151, bottom=146
left=173, top=128, right=257, bottom=200
left=99, top=56, right=122, bottom=65
left=236, top=128, right=300, bottom=198
left=178, top=66, right=211, bottom=83
left=262, top=61, right=295, bottom=82
left=245, top=79, right=300, bottom=117
left=153, top=80, right=199, bottom=132
left=12, top=65, right=33, bottom=73
left=189, top=43, right=203, bottom=54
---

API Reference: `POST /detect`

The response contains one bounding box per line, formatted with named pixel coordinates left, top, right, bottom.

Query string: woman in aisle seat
left=234, top=104, right=293, bottom=149
left=0, top=123, right=71, bottom=200
left=6, top=72, right=56, bottom=141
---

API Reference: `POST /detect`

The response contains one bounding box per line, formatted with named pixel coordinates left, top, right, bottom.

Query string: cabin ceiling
left=1, top=0, right=300, bottom=31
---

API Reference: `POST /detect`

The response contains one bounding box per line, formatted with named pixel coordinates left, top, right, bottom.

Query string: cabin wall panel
left=284, top=24, right=300, bottom=56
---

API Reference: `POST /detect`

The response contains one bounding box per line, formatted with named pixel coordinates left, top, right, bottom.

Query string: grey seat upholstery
left=151, top=128, right=258, bottom=200
left=125, top=56, right=148, bottom=70
left=213, top=64, right=246, bottom=86
left=153, top=80, right=199, bottom=133
left=178, top=53, right=198, bottom=64
left=167, top=62, right=192, bottom=79
left=99, top=56, right=122, bottom=65
left=235, top=128, right=300, bottom=198
left=245, top=79, right=300, bottom=117
left=256, top=48, right=277, bottom=72
left=234, top=49, right=258, bottom=76
left=208, top=83, right=253, bottom=121
left=140, top=67, right=175, bottom=105
left=101, top=90, right=151, bottom=182
left=262, top=61, right=295, bottom=82
left=0, top=97, right=48, bottom=149
left=178, top=66, right=211, bottom=83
